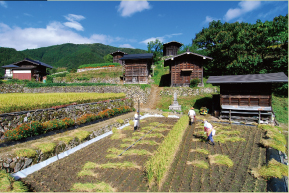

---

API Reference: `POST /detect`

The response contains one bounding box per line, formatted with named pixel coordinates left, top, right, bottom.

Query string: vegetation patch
left=190, top=148, right=209, bottom=154
left=259, top=124, right=287, bottom=152
left=251, top=158, right=288, bottom=180
left=122, top=126, right=132, bottom=131
left=94, top=161, right=141, bottom=169
left=32, top=142, right=56, bottom=153
left=162, top=112, right=169, bottom=117
left=129, top=120, right=134, bottom=126
left=78, top=170, right=98, bottom=177
left=116, top=119, right=124, bottom=124
left=0, top=169, right=28, bottom=192
left=71, top=182, right=116, bottom=192
left=71, top=130, right=91, bottom=142
left=145, top=115, right=189, bottom=186
left=208, top=154, right=233, bottom=167
left=0, top=93, right=125, bottom=114
left=187, top=160, right=209, bottom=169
left=55, top=136, right=74, bottom=145
left=110, top=128, right=126, bottom=140
left=14, top=148, right=37, bottom=158
left=146, top=133, right=164, bottom=138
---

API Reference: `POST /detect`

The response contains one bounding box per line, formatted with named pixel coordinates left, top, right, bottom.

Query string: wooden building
left=120, top=53, right=153, bottom=84
left=164, top=50, right=213, bottom=87
left=1, top=58, right=53, bottom=81
left=207, top=72, right=288, bottom=123
left=110, top=50, right=127, bottom=65
left=163, top=41, right=183, bottom=56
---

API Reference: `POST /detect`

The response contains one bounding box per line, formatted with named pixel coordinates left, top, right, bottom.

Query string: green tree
left=103, top=54, right=113, bottom=63
left=147, top=39, right=163, bottom=62
left=193, top=14, right=288, bottom=78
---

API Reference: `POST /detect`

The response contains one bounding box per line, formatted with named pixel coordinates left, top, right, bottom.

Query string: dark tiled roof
left=119, top=53, right=153, bottom=60
left=1, top=64, right=19, bottom=68
left=164, top=51, right=213, bottom=61
left=110, top=50, right=127, bottom=55
left=207, top=72, right=288, bottom=84
left=24, top=58, right=54, bottom=69
left=163, top=41, right=183, bottom=46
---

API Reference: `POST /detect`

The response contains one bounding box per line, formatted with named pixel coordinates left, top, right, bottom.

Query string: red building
left=1, top=58, right=53, bottom=81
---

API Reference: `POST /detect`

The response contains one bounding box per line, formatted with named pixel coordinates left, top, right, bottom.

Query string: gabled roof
left=24, top=58, right=54, bottom=69
left=164, top=51, right=213, bottom=61
left=110, top=50, right=127, bottom=55
left=1, top=64, right=19, bottom=68
left=119, top=53, right=153, bottom=60
left=207, top=72, right=288, bottom=84
left=163, top=41, right=183, bottom=47
left=3, top=58, right=54, bottom=69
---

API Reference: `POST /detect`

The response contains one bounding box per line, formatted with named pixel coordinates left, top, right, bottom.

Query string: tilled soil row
left=158, top=122, right=267, bottom=192
left=22, top=117, right=178, bottom=192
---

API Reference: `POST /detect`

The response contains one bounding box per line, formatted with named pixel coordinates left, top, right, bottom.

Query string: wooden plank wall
left=124, top=59, right=150, bottom=83
left=220, top=83, right=272, bottom=107
left=170, top=55, right=203, bottom=86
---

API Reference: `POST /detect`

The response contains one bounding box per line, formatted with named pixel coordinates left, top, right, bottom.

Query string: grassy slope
left=272, top=95, right=288, bottom=125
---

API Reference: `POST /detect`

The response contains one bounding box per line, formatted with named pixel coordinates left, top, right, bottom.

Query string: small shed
left=110, top=50, right=127, bottom=66
left=164, top=50, right=213, bottom=87
left=207, top=72, right=288, bottom=123
left=120, top=53, right=153, bottom=84
left=1, top=58, right=53, bottom=81
left=163, top=41, right=183, bottom=56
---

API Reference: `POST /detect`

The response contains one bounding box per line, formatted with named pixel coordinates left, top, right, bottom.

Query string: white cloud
left=204, top=16, right=220, bottom=24
left=118, top=1, right=151, bottom=17
left=0, top=1, right=7, bottom=8
left=140, top=33, right=182, bottom=44
left=63, top=14, right=85, bottom=31
left=0, top=22, right=123, bottom=51
left=119, top=44, right=134, bottom=48
left=224, top=1, right=261, bottom=21
left=24, top=13, right=33, bottom=17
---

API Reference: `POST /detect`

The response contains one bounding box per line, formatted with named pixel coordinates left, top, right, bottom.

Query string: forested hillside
left=0, top=43, right=147, bottom=76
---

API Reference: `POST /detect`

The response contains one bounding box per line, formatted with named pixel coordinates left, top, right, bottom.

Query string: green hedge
left=78, top=63, right=120, bottom=69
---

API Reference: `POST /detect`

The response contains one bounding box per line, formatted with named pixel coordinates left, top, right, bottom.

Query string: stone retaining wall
left=0, top=116, right=134, bottom=174
left=160, top=87, right=218, bottom=96
left=0, top=98, right=133, bottom=139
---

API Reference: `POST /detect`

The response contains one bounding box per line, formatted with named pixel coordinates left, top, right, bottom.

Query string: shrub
left=4, top=121, right=42, bottom=141
left=190, top=78, right=201, bottom=88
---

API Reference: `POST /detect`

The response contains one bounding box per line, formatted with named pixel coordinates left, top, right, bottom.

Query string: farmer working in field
left=188, top=107, right=196, bottom=125
left=134, top=110, right=140, bottom=131
left=203, top=119, right=215, bottom=145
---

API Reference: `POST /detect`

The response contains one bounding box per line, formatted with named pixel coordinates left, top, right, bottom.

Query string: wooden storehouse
left=207, top=72, right=288, bottom=123
left=120, top=53, right=153, bottom=84
left=110, top=50, right=127, bottom=65
left=164, top=50, right=213, bottom=87
left=1, top=58, right=53, bottom=81
left=163, top=41, right=183, bottom=56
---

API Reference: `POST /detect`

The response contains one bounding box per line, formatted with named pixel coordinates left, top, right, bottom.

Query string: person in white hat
left=188, top=107, right=196, bottom=125
left=203, top=119, right=215, bottom=145
left=134, top=110, right=140, bottom=131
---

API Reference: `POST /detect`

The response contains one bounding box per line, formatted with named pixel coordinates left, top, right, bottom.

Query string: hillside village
left=0, top=15, right=288, bottom=192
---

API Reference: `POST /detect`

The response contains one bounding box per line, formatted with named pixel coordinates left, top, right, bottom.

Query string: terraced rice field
left=20, top=118, right=267, bottom=192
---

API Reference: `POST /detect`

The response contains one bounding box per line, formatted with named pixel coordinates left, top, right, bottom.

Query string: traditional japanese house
left=120, top=53, right=153, bottom=84
left=1, top=58, right=53, bottom=81
left=110, top=50, right=127, bottom=65
left=163, top=41, right=183, bottom=56
left=207, top=72, right=288, bottom=123
left=164, top=49, right=213, bottom=86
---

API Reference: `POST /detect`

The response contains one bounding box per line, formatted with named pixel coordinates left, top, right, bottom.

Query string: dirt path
left=142, top=85, right=163, bottom=110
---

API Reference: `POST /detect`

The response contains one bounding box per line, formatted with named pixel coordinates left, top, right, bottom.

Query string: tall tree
left=147, top=39, right=163, bottom=62
left=103, top=54, right=113, bottom=63
left=193, top=15, right=288, bottom=77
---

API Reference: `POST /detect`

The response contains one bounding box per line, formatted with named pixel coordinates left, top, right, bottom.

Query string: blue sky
left=0, top=1, right=287, bottom=51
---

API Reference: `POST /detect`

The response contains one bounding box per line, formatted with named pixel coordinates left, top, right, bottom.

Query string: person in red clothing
left=203, top=119, right=215, bottom=145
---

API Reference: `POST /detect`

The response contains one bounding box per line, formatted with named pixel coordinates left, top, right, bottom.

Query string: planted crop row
left=0, top=93, right=125, bottom=114
left=4, top=106, right=135, bottom=142
left=145, top=115, right=189, bottom=186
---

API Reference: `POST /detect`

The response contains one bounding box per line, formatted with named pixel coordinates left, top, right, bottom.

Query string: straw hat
left=191, top=107, right=194, bottom=109
left=203, top=119, right=207, bottom=122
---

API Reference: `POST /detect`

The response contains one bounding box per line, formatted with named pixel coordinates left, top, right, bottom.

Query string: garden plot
left=157, top=121, right=268, bottom=192
left=21, top=117, right=178, bottom=192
